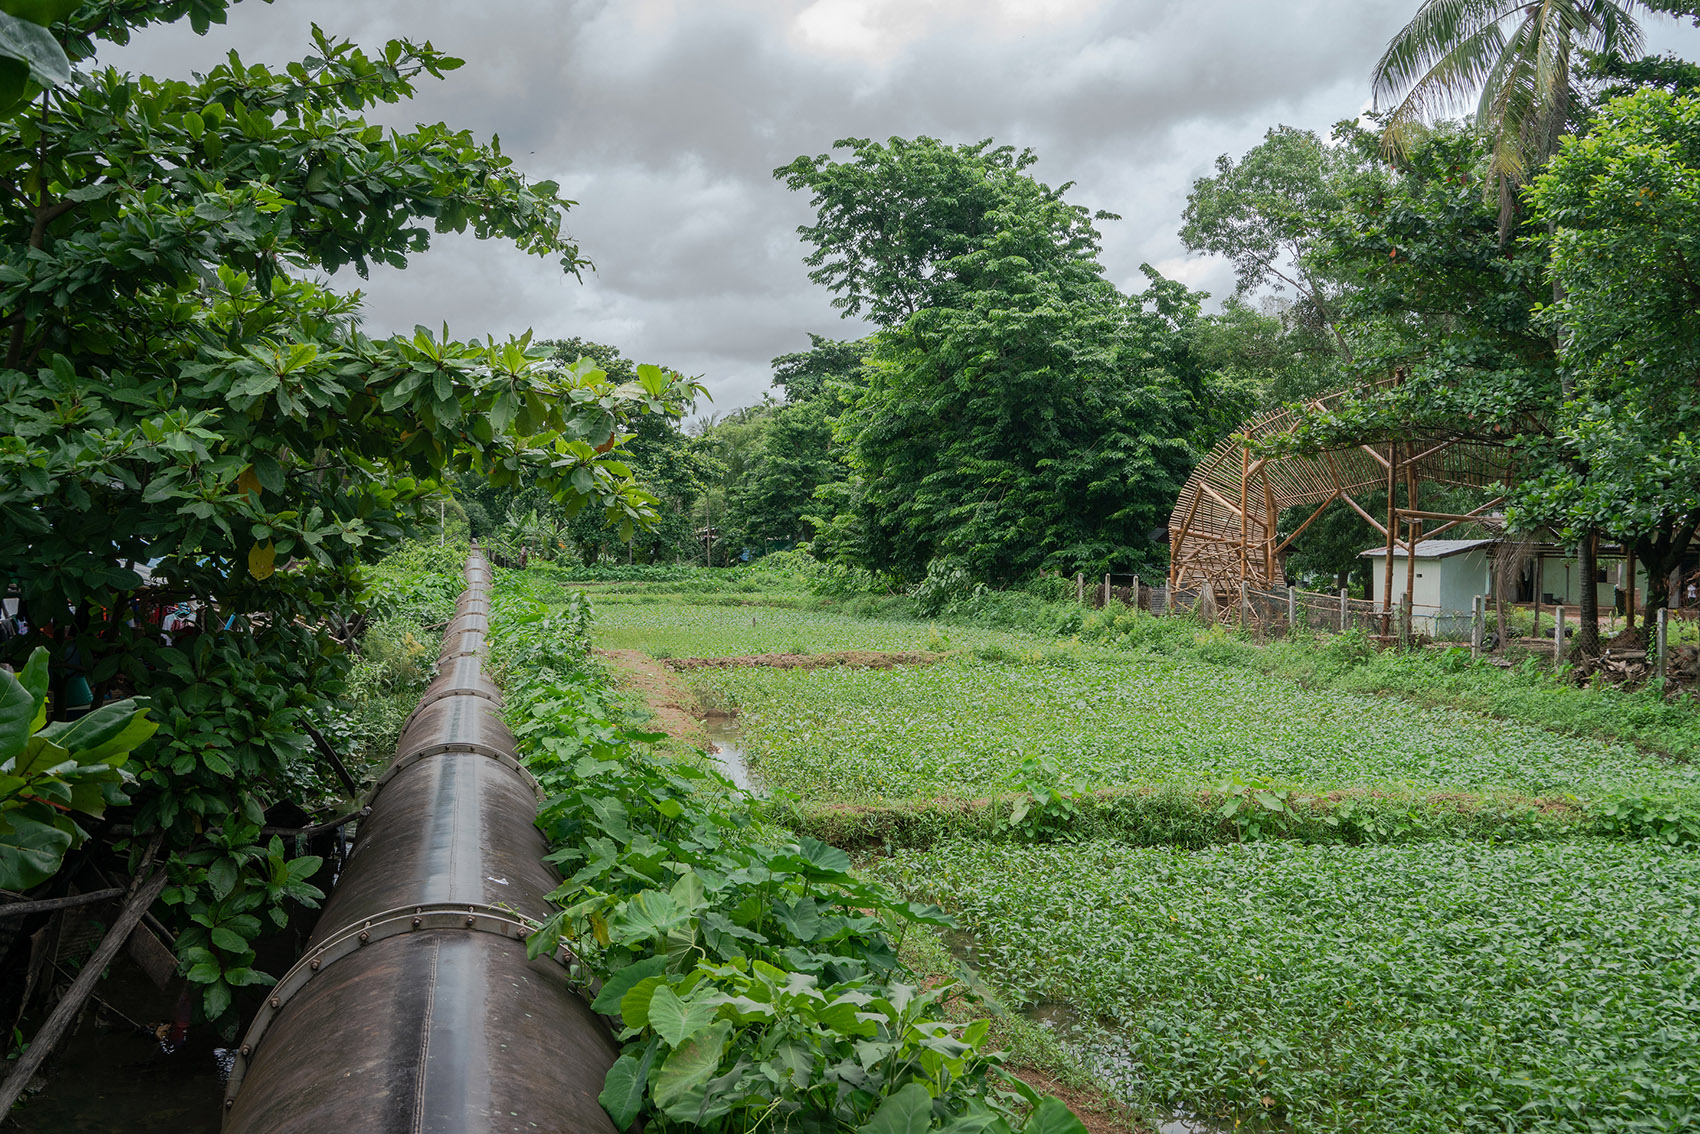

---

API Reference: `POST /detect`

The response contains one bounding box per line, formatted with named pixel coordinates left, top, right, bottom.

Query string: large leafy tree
left=0, top=1, right=697, bottom=1020
left=777, top=137, right=1203, bottom=583
left=1527, top=89, right=1700, bottom=616
left=1372, top=0, right=1647, bottom=232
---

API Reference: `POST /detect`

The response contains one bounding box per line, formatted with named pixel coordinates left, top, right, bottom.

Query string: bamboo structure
left=1168, top=384, right=1518, bottom=607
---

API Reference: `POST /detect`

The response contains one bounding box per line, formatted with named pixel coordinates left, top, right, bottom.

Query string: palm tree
left=1371, top=0, right=1647, bottom=232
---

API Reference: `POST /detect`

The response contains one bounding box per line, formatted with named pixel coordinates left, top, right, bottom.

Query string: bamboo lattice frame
left=1167, top=385, right=1520, bottom=601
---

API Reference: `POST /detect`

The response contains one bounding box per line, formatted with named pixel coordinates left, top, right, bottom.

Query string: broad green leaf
left=858, top=1082, right=934, bottom=1134
left=598, top=1040, right=657, bottom=1129
left=0, top=9, right=68, bottom=87
left=0, top=664, right=34, bottom=760
left=591, top=955, right=667, bottom=1015
left=38, top=698, right=154, bottom=765
left=652, top=1020, right=729, bottom=1118
left=1020, top=1098, right=1088, bottom=1134
left=647, top=984, right=717, bottom=1047
left=618, top=975, right=664, bottom=1029
left=0, top=809, right=73, bottom=890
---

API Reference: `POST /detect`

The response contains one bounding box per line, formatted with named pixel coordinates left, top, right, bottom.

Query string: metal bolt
left=358, top=930, right=370, bottom=944
left=412, top=916, right=422, bottom=928
left=465, top=914, right=476, bottom=926
left=226, top=1099, right=235, bottom=1109
left=309, top=958, right=321, bottom=971
left=240, top=1044, right=251, bottom=1056
left=269, top=997, right=280, bottom=1008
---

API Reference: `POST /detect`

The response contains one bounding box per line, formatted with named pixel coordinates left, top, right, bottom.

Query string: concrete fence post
left=1471, top=595, right=1485, bottom=659
left=1076, top=572, right=1084, bottom=605
left=1554, top=606, right=1566, bottom=662
left=1399, top=593, right=1412, bottom=644
left=1339, top=587, right=1349, bottom=632
left=1287, top=586, right=1297, bottom=634
left=1104, top=573, right=1112, bottom=607
left=1239, top=580, right=1249, bottom=629
left=1131, top=575, right=1140, bottom=611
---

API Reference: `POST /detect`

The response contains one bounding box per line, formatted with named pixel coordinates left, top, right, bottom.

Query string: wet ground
left=702, top=713, right=760, bottom=794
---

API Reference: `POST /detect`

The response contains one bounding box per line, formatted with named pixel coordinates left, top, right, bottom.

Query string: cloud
left=99, top=0, right=1700, bottom=408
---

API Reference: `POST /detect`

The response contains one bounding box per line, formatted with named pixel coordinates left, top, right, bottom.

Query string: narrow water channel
left=701, top=713, right=761, bottom=794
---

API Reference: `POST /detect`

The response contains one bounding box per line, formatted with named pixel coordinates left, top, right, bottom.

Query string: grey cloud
left=103, top=1, right=1700, bottom=408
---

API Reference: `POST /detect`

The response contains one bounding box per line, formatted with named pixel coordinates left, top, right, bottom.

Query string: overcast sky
left=105, top=0, right=1700, bottom=413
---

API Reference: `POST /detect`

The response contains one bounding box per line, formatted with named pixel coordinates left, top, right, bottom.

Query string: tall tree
left=1371, top=0, right=1647, bottom=233
left=1528, top=89, right=1700, bottom=620
left=778, top=138, right=1202, bottom=583
left=0, top=2, right=698, bottom=1018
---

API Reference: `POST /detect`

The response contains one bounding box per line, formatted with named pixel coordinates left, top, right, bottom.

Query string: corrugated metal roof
left=1359, top=538, right=1497, bottom=560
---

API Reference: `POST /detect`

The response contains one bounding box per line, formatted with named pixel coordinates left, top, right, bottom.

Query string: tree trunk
left=1576, top=531, right=1600, bottom=658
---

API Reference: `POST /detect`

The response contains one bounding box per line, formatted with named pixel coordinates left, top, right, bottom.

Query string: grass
left=874, top=837, right=1700, bottom=1134
left=700, top=653, right=1700, bottom=805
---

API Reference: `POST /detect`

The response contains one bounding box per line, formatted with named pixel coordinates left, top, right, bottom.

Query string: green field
left=877, top=837, right=1700, bottom=1134
left=702, top=653, right=1700, bottom=803
left=581, top=575, right=1700, bottom=1133
left=590, top=597, right=1029, bottom=658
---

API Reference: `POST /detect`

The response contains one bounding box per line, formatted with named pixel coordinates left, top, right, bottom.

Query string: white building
left=1359, top=538, right=1618, bottom=635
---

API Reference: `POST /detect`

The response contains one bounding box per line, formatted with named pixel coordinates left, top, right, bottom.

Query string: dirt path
left=663, top=649, right=949, bottom=671
left=596, top=648, right=709, bottom=745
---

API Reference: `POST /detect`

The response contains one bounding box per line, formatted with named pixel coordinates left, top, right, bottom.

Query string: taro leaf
left=0, top=9, right=67, bottom=87
left=613, top=889, right=684, bottom=945
left=940, top=1109, right=1014, bottom=1134
left=775, top=897, right=823, bottom=942
left=0, top=663, right=34, bottom=760
left=789, top=836, right=851, bottom=878
left=599, top=1038, right=659, bottom=1130
left=858, top=1082, right=934, bottom=1134
left=652, top=1020, right=730, bottom=1118
left=0, top=808, right=73, bottom=890
left=647, top=984, right=718, bottom=1047
left=619, top=975, right=664, bottom=1029
left=1020, top=1098, right=1089, bottom=1134
left=591, top=954, right=667, bottom=1015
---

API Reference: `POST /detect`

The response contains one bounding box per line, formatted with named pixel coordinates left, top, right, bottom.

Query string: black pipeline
left=223, top=550, right=617, bottom=1133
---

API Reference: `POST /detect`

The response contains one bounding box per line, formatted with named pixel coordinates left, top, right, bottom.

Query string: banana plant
left=0, top=648, right=155, bottom=890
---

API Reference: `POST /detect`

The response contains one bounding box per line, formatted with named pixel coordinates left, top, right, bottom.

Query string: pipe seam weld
left=222, top=901, right=581, bottom=1111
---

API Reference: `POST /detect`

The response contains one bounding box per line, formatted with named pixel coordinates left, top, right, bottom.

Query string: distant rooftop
left=1360, top=538, right=1497, bottom=560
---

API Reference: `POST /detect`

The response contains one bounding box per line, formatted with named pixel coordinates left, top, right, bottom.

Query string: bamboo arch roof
left=1167, top=385, right=1520, bottom=595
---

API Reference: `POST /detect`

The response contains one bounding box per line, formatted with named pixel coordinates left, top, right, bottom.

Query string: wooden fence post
left=1471, top=595, right=1485, bottom=658
left=1339, top=587, right=1349, bottom=632
left=1076, top=572, right=1084, bottom=605
left=1239, top=580, right=1248, bottom=629
left=1131, top=575, right=1140, bottom=611
left=1656, top=607, right=1669, bottom=683
left=1399, top=593, right=1412, bottom=644
left=1104, top=573, right=1112, bottom=607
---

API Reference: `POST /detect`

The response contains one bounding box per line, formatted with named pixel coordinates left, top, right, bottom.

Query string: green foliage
left=0, top=2, right=693, bottom=1018
left=0, top=647, right=153, bottom=888
left=998, top=756, right=1083, bottom=843
left=702, top=652, right=1694, bottom=805
left=489, top=578, right=1080, bottom=1132
left=1528, top=89, right=1700, bottom=608
left=881, top=837, right=1700, bottom=1133
left=778, top=137, right=1203, bottom=583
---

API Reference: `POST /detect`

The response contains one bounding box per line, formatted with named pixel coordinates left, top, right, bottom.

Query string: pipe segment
left=223, top=550, right=617, bottom=1134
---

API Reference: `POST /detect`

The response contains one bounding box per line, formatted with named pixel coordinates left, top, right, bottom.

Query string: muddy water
left=8, top=956, right=225, bottom=1132
left=701, top=713, right=761, bottom=794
